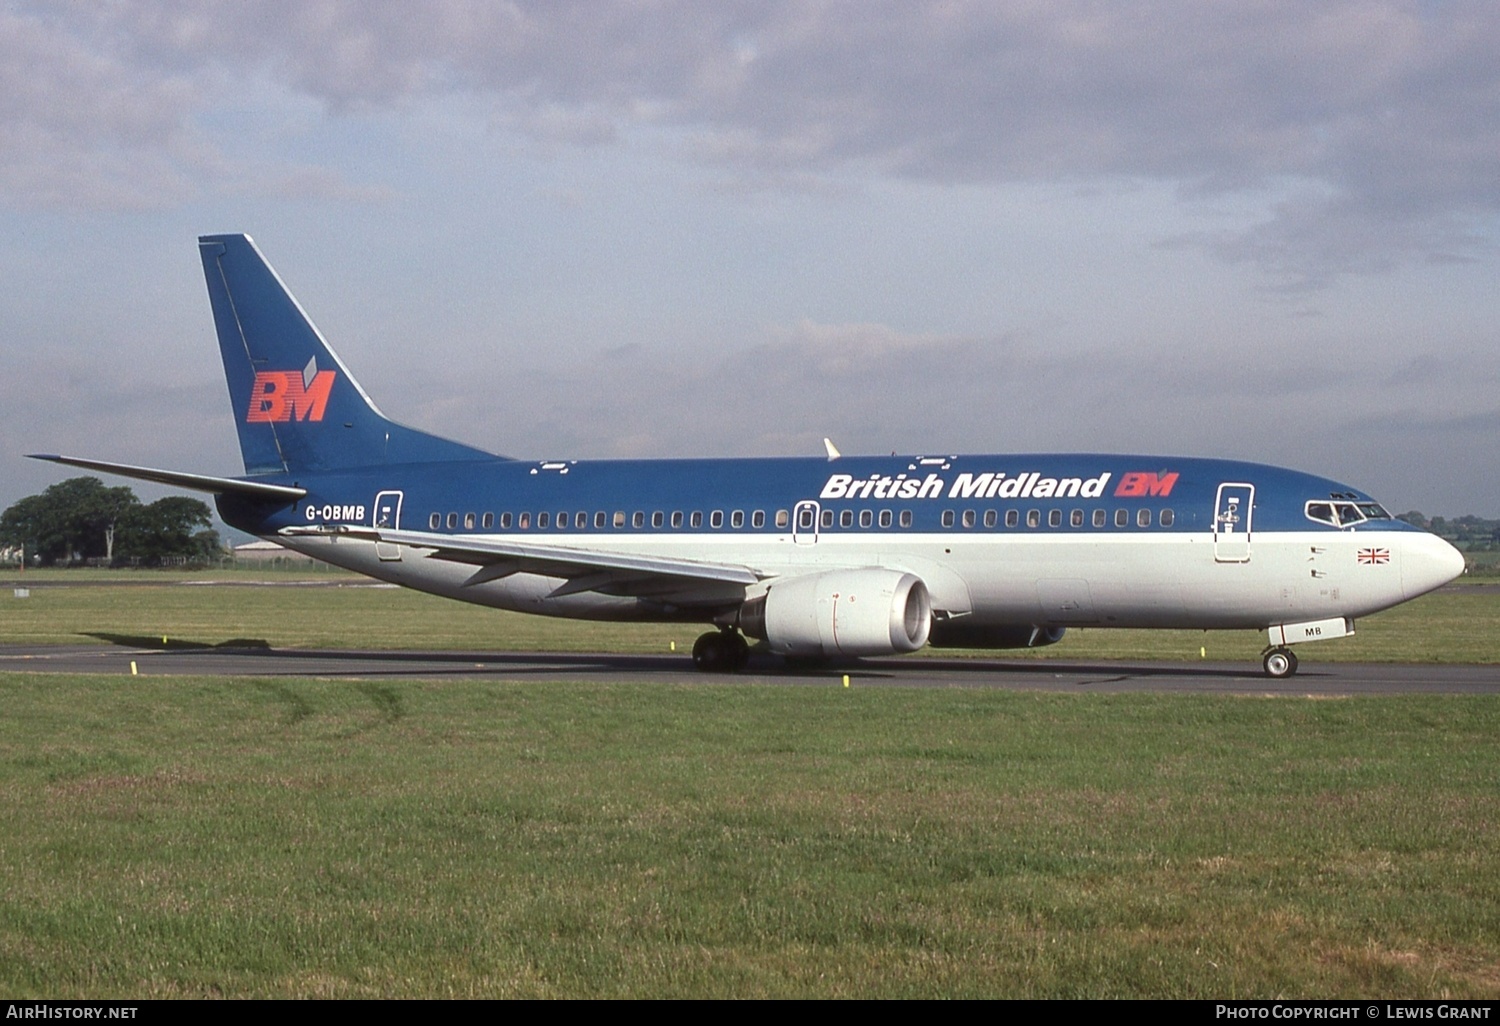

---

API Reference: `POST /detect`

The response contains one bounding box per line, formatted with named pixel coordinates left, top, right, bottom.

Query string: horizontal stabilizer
left=27, top=455, right=306, bottom=502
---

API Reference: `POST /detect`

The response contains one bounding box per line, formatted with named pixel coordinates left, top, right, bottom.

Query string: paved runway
left=1, top=643, right=1495, bottom=694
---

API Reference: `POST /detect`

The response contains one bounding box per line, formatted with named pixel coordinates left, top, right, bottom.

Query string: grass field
left=1, top=678, right=1496, bottom=998
left=1, top=570, right=1497, bottom=998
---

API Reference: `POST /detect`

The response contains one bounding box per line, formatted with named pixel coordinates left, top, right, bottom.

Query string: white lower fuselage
left=276, top=526, right=1460, bottom=633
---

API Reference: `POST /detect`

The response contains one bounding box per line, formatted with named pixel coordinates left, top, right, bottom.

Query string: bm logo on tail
left=247, top=357, right=335, bottom=423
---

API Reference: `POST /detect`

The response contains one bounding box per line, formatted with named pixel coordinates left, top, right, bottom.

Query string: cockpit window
left=1305, top=502, right=1337, bottom=526
left=1306, top=499, right=1389, bottom=528
left=1333, top=502, right=1365, bottom=526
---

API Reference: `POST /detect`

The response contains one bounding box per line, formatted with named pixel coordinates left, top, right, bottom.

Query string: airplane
left=31, top=233, right=1466, bottom=678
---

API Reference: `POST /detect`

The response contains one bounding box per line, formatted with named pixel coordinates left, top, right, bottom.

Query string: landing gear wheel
left=692, top=630, right=749, bottom=673
left=726, top=630, right=750, bottom=670
left=1263, top=647, right=1298, bottom=679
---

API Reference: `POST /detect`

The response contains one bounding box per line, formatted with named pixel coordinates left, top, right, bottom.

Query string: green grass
left=2, top=570, right=1497, bottom=663
left=0, top=677, right=1496, bottom=998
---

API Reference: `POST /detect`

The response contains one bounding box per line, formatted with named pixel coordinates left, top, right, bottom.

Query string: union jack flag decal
left=1357, top=548, right=1390, bottom=565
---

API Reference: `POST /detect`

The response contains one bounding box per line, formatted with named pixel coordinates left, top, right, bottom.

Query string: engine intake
left=739, top=569, right=932, bottom=657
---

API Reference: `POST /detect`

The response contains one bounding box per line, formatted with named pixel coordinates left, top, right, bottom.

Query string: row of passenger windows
left=943, top=507, right=1175, bottom=529
left=430, top=509, right=784, bottom=531
left=426, top=506, right=1176, bottom=531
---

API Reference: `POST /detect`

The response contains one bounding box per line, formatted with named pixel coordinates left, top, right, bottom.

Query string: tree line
left=1, top=477, right=222, bottom=567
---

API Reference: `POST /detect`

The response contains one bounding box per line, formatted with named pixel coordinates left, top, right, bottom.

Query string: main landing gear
left=1262, top=647, right=1299, bottom=679
left=692, top=629, right=751, bottom=673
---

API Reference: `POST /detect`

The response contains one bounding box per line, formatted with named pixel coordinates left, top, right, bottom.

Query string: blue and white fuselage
left=34, top=235, right=1464, bottom=677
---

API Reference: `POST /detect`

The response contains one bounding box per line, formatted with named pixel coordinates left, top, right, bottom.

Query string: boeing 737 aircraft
left=33, top=234, right=1465, bottom=677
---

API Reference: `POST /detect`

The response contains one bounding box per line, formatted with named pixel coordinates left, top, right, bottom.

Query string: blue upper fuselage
left=219, top=452, right=1420, bottom=539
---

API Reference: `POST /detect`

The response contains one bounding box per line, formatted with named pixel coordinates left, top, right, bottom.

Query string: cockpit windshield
left=1305, top=499, right=1392, bottom=528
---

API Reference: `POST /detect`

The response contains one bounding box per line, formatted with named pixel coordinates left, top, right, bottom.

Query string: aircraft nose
left=1402, top=532, right=1465, bottom=600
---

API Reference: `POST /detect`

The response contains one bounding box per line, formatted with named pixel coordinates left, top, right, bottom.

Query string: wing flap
left=281, top=524, right=762, bottom=601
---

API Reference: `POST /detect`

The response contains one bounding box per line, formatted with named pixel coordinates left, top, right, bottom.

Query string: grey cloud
left=8, top=2, right=1499, bottom=276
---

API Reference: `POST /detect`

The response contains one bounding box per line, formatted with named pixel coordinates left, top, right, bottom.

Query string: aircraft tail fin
left=199, top=234, right=494, bottom=475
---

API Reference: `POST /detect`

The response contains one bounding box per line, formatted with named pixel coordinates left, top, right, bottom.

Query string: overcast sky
left=2, top=1, right=1496, bottom=518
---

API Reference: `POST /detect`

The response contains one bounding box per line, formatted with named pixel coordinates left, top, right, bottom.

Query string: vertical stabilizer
left=199, top=234, right=494, bottom=475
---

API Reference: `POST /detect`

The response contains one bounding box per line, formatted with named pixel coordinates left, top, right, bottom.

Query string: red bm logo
left=246, top=370, right=335, bottom=423
left=1114, top=471, right=1179, bottom=497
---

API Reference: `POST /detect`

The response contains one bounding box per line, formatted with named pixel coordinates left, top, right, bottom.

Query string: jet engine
left=738, top=569, right=932, bottom=657
left=927, top=622, right=1067, bottom=649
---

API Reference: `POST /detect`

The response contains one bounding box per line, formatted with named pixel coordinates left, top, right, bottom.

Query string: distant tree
left=0, top=477, right=137, bottom=564
left=1, top=479, right=220, bottom=567
left=116, top=496, right=218, bottom=564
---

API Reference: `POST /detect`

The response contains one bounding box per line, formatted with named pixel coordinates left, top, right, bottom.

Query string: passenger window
left=463, top=512, right=475, bottom=529
left=672, top=511, right=684, bottom=528
left=1048, top=509, right=1061, bottom=528
left=1092, top=509, right=1106, bottom=528
left=691, top=511, right=703, bottom=528
left=821, top=509, right=834, bottom=528
left=1115, top=509, right=1129, bottom=528
left=797, top=508, right=813, bottom=529
left=731, top=510, right=744, bottom=528
left=652, top=511, right=664, bottom=528
left=500, top=512, right=513, bottom=529
left=482, top=513, right=494, bottom=529
left=446, top=512, right=458, bottom=529
left=860, top=510, right=873, bottom=528
left=1006, top=509, right=1019, bottom=528
left=752, top=510, right=765, bottom=528
left=595, top=511, right=607, bottom=528
left=1137, top=508, right=1151, bottom=528
left=614, top=511, right=626, bottom=528
left=778, top=510, right=790, bottom=528
left=1161, top=508, right=1175, bottom=527
left=631, top=512, right=643, bottom=528
left=518, top=513, right=530, bottom=529
left=555, top=512, right=566, bottom=529
left=942, top=510, right=955, bottom=528
left=899, top=510, right=913, bottom=527
left=879, top=510, right=892, bottom=528
left=1027, top=510, right=1040, bottom=528
left=984, top=510, right=997, bottom=528
left=538, top=512, right=550, bottom=528
left=711, top=511, right=723, bottom=528
left=429, top=513, right=440, bottom=529
left=1070, top=509, right=1083, bottom=528
left=962, top=510, right=976, bottom=528
left=840, top=509, right=854, bottom=528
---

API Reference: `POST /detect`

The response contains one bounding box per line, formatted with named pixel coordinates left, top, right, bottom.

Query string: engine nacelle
left=927, top=622, right=1067, bottom=649
left=739, top=569, right=932, bottom=657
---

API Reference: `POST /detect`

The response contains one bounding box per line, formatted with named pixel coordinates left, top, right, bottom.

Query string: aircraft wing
left=281, top=524, right=762, bottom=603
left=27, top=455, right=306, bottom=502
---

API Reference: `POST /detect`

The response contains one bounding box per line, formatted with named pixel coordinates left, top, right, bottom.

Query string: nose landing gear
left=1262, top=647, right=1299, bottom=678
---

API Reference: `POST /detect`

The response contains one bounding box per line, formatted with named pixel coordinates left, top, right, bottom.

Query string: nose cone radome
left=1402, top=533, right=1465, bottom=600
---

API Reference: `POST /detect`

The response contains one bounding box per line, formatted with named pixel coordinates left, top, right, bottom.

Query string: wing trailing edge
left=281, top=524, right=761, bottom=600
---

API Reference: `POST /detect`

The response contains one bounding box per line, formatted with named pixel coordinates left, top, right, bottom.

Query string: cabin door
left=792, top=500, right=820, bottom=545
left=1213, top=483, right=1253, bottom=563
left=373, top=490, right=403, bottom=561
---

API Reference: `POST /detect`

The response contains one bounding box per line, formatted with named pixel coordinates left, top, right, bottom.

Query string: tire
left=692, top=631, right=725, bottom=672
left=1263, top=648, right=1296, bottom=678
